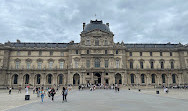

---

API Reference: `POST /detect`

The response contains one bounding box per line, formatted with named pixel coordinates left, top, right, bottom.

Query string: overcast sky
left=0, top=0, right=188, bottom=44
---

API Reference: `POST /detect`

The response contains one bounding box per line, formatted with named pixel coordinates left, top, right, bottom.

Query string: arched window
left=162, top=74, right=166, bottom=83
left=151, top=74, right=156, bottom=83
left=58, top=74, right=63, bottom=84
left=95, top=58, right=100, bottom=68
left=47, top=74, right=52, bottom=84
left=130, top=61, right=133, bottom=69
left=172, top=74, right=176, bottom=83
left=140, top=61, right=144, bottom=69
left=13, top=74, right=18, bottom=84
left=36, top=74, right=41, bottom=84
left=131, top=74, right=135, bottom=83
left=150, top=59, right=154, bottom=69
left=25, top=74, right=29, bottom=84
left=141, top=74, right=145, bottom=83
left=171, top=61, right=174, bottom=69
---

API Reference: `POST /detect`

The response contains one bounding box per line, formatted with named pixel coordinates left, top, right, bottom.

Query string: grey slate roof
left=124, top=43, right=182, bottom=48
left=83, top=20, right=111, bottom=33
left=5, top=42, right=69, bottom=48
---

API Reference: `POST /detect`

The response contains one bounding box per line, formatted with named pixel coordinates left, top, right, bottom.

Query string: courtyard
left=0, top=88, right=188, bottom=111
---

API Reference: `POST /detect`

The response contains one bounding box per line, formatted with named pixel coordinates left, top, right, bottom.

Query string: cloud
left=0, top=0, right=187, bottom=44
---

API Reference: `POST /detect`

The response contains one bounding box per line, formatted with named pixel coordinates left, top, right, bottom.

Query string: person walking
left=40, top=88, right=45, bottom=102
left=9, top=87, right=12, bottom=94
left=37, top=87, right=40, bottom=97
left=62, top=87, right=66, bottom=103
left=33, top=87, right=35, bottom=94
left=64, top=87, right=68, bottom=102
left=50, top=88, right=56, bottom=101
left=18, top=86, right=21, bottom=93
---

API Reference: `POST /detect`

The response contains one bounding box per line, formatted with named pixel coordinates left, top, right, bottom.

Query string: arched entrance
left=23, top=74, right=30, bottom=84
left=115, top=73, right=122, bottom=84
left=12, top=74, right=18, bottom=84
left=47, top=74, right=53, bottom=84
left=73, top=73, right=80, bottom=85
left=94, top=72, right=101, bottom=84
left=35, top=74, right=41, bottom=85
left=57, top=74, right=64, bottom=85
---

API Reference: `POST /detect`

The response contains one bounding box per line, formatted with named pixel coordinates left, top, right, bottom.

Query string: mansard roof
left=124, top=43, right=183, bottom=49
left=4, top=42, right=70, bottom=48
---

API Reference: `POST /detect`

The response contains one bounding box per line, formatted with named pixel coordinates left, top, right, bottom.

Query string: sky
left=0, top=0, right=188, bottom=44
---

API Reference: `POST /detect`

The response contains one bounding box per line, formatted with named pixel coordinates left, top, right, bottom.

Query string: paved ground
left=5, top=89, right=188, bottom=111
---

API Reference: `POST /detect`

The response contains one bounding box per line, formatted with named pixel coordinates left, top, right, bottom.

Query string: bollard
left=156, top=91, right=159, bottom=94
left=128, top=88, right=130, bottom=90
left=138, top=89, right=141, bottom=92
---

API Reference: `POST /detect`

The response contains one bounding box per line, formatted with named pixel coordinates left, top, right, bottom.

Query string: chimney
left=106, top=23, right=109, bottom=27
left=83, top=23, right=85, bottom=31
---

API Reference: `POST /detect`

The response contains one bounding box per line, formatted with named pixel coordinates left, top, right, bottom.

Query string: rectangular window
left=171, top=62, right=174, bottom=69
left=86, top=60, right=90, bottom=68
left=61, top=52, right=64, bottom=56
left=151, top=62, right=154, bottom=69
left=161, top=62, right=164, bottom=69
left=17, top=51, right=20, bottom=56
left=105, top=60, right=108, bottom=68
left=15, top=61, right=20, bottom=69
left=49, top=61, right=53, bottom=69
left=26, top=62, right=31, bottom=69
left=116, top=60, right=120, bottom=68
left=50, top=51, right=53, bottom=56
left=140, top=62, right=144, bottom=69
left=39, top=51, right=42, bottom=56
left=75, top=61, right=79, bottom=68
left=104, top=40, right=108, bottom=45
left=130, top=52, right=132, bottom=56
left=76, top=50, right=79, bottom=54
left=130, top=62, right=133, bottom=69
left=95, top=39, right=99, bottom=46
left=105, top=50, right=108, bottom=54
left=170, top=52, right=173, bottom=56
left=59, top=62, right=64, bottom=69
left=140, top=52, right=142, bottom=56
left=86, top=40, right=90, bottom=45
left=87, top=50, right=89, bottom=54
left=38, top=62, right=42, bottom=69
left=116, top=50, right=118, bottom=54
left=160, top=52, right=163, bottom=56
left=28, top=51, right=31, bottom=56
left=150, top=52, right=152, bottom=56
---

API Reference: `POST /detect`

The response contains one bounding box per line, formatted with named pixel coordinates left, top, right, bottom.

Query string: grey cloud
left=0, top=0, right=187, bottom=44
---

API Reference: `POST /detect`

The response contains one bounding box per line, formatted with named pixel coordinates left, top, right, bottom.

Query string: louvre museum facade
left=0, top=20, right=188, bottom=88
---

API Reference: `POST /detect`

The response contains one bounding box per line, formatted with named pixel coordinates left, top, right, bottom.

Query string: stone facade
left=0, top=20, right=188, bottom=88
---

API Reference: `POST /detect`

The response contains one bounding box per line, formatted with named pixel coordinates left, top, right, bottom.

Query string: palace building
left=0, top=19, right=188, bottom=88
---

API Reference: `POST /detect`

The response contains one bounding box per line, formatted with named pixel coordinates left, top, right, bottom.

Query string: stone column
left=91, top=72, right=94, bottom=84
left=101, top=73, right=104, bottom=84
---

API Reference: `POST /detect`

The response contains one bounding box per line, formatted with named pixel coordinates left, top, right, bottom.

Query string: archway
left=73, top=73, right=80, bottom=85
left=35, top=74, right=41, bottom=84
left=23, top=74, right=30, bottom=84
left=130, top=74, right=135, bottom=84
left=94, top=72, right=101, bottom=84
left=115, top=73, right=122, bottom=84
left=12, top=74, right=18, bottom=84
left=151, top=74, right=156, bottom=83
left=162, top=74, right=167, bottom=84
left=57, top=74, right=64, bottom=85
left=47, top=74, right=53, bottom=84
left=141, top=74, right=145, bottom=84
left=172, top=74, right=177, bottom=84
